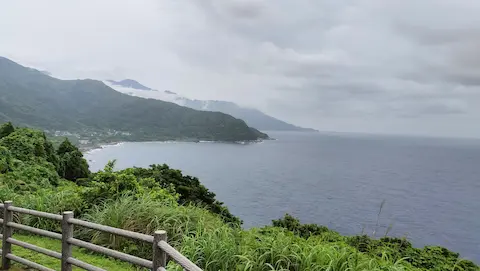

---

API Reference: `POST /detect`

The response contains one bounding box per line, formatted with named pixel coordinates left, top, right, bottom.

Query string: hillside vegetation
left=0, top=123, right=477, bottom=271
left=0, top=57, right=267, bottom=142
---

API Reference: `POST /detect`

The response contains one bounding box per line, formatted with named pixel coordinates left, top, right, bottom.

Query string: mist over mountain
left=104, top=80, right=317, bottom=132
left=106, top=79, right=152, bottom=91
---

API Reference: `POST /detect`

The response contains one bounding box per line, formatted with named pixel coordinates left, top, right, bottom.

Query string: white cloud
left=1, top=0, right=480, bottom=137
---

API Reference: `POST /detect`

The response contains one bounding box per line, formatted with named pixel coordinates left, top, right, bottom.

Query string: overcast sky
left=1, top=0, right=480, bottom=138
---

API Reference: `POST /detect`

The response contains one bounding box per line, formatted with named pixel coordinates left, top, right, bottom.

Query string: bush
left=272, top=213, right=340, bottom=239
left=0, top=122, right=15, bottom=139
left=12, top=183, right=86, bottom=231
left=346, top=235, right=479, bottom=271
left=0, top=128, right=48, bottom=161
left=2, top=160, right=59, bottom=190
left=130, top=164, right=241, bottom=224
left=0, top=146, right=11, bottom=173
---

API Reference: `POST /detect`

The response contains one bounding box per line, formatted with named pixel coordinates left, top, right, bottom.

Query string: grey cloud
left=396, top=24, right=480, bottom=45
left=209, top=0, right=266, bottom=19
left=388, top=99, right=467, bottom=118
left=394, top=21, right=480, bottom=87
left=2, top=0, right=480, bottom=137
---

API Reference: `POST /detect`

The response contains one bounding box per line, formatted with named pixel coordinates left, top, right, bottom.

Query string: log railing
left=0, top=201, right=202, bottom=271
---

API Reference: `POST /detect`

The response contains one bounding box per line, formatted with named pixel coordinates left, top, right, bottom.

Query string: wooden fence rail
left=0, top=201, right=203, bottom=271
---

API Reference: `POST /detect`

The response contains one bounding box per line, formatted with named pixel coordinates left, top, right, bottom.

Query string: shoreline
left=81, top=137, right=273, bottom=154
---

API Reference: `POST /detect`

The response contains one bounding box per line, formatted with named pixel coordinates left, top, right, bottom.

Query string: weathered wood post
left=153, top=230, right=167, bottom=270
left=1, top=201, right=13, bottom=270
left=61, top=211, right=74, bottom=271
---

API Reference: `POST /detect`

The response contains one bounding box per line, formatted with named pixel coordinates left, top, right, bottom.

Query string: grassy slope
left=4, top=234, right=137, bottom=271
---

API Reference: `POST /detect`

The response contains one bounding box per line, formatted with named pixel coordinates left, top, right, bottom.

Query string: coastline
left=81, top=138, right=271, bottom=154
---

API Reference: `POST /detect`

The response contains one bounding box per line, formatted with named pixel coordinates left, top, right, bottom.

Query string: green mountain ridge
left=0, top=56, right=268, bottom=142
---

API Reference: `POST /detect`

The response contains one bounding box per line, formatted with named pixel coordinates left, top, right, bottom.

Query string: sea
left=85, top=131, right=480, bottom=263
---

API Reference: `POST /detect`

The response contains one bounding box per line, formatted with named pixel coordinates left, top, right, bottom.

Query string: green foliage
left=56, top=138, right=90, bottom=181
left=272, top=213, right=337, bottom=239
left=43, top=134, right=59, bottom=170
left=273, top=215, right=478, bottom=271
left=80, top=161, right=178, bottom=207
left=347, top=236, right=479, bottom=271
left=3, top=160, right=60, bottom=189
left=0, top=128, right=49, bottom=161
left=130, top=164, right=241, bottom=224
left=175, top=225, right=414, bottom=271
left=0, top=146, right=12, bottom=173
left=0, top=126, right=64, bottom=190
left=58, top=150, right=90, bottom=181
left=0, top=123, right=477, bottom=271
left=0, top=121, right=15, bottom=138
left=57, top=138, right=77, bottom=155
left=80, top=194, right=223, bottom=258
left=14, top=183, right=86, bottom=231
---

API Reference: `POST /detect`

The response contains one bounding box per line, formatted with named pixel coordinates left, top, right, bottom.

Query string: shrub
left=0, top=122, right=15, bottom=139
left=272, top=213, right=340, bottom=239
left=12, top=183, right=86, bottom=231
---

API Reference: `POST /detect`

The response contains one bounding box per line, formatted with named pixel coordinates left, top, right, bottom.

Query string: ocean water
left=85, top=132, right=480, bottom=262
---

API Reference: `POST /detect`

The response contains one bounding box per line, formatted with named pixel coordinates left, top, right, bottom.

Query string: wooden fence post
left=1, top=201, right=13, bottom=270
left=61, top=211, right=74, bottom=271
left=153, top=230, right=167, bottom=270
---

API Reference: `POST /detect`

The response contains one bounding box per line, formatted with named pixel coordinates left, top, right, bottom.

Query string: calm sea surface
left=85, top=132, right=480, bottom=262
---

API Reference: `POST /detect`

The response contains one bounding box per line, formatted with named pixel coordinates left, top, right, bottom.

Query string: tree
left=57, top=138, right=77, bottom=155
left=0, top=146, right=11, bottom=173
left=58, top=150, right=90, bottom=182
left=0, top=122, right=15, bottom=139
left=43, top=133, right=59, bottom=170
left=56, top=138, right=90, bottom=181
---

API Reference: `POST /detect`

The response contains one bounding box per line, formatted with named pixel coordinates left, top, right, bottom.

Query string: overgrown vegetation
left=0, top=123, right=478, bottom=270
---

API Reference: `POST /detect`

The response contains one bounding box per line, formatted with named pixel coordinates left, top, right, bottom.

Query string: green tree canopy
left=57, top=138, right=89, bottom=182
left=57, top=138, right=78, bottom=155
left=0, top=122, right=15, bottom=139
left=58, top=150, right=90, bottom=182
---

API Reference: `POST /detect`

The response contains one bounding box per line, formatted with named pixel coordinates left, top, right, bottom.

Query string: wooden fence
left=0, top=201, right=203, bottom=271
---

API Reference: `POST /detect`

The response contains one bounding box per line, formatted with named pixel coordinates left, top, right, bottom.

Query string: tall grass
left=80, top=195, right=422, bottom=270
left=0, top=182, right=85, bottom=232
left=3, top=192, right=474, bottom=271
left=173, top=225, right=415, bottom=271
left=79, top=194, right=225, bottom=258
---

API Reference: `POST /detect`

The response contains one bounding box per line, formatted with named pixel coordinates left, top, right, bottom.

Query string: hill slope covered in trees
left=0, top=57, right=267, bottom=142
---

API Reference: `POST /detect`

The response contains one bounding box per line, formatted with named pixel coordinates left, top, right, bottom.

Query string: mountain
left=106, top=79, right=152, bottom=91
left=0, top=57, right=268, bottom=142
left=103, top=81, right=317, bottom=132
left=182, top=100, right=317, bottom=132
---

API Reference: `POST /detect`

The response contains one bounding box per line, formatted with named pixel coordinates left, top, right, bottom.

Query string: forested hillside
left=0, top=57, right=267, bottom=142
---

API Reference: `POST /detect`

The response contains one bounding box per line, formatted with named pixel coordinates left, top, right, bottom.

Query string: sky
left=1, top=0, right=480, bottom=138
